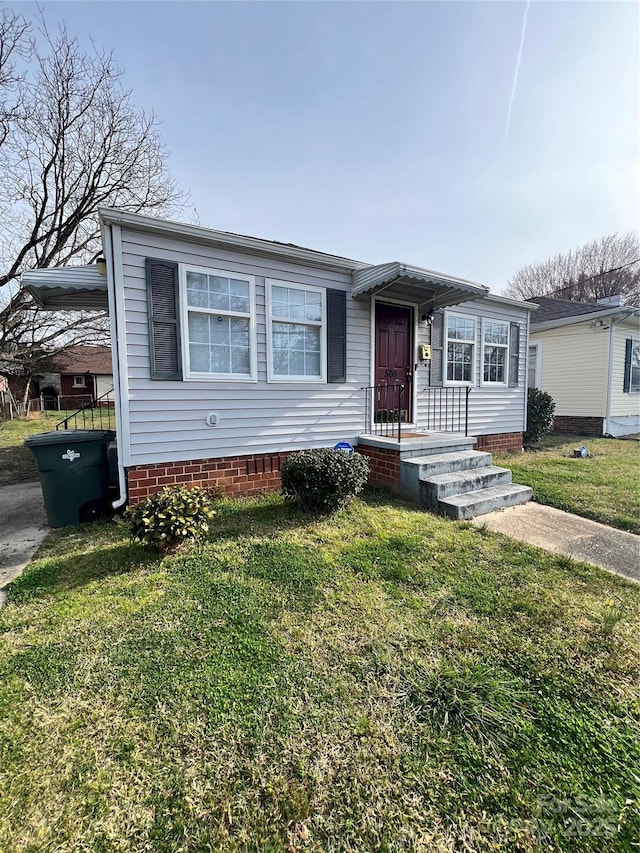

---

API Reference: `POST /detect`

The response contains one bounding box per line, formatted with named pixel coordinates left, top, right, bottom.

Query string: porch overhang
left=351, top=262, right=489, bottom=310
left=21, top=266, right=108, bottom=310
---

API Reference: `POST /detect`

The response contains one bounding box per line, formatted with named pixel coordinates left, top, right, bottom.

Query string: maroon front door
left=374, top=302, right=413, bottom=422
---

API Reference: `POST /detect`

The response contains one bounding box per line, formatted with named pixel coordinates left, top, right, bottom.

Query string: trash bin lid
left=24, top=429, right=116, bottom=447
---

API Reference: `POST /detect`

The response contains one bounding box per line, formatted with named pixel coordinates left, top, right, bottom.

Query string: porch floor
left=357, top=431, right=473, bottom=454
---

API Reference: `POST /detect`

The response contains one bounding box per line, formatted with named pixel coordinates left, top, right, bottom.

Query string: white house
left=22, top=209, right=537, bottom=518
left=529, top=296, right=640, bottom=437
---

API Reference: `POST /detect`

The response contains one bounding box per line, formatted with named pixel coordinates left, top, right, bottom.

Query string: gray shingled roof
left=529, top=296, right=613, bottom=324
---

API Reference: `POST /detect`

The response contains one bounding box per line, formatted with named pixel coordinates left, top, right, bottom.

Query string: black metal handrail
left=362, top=383, right=406, bottom=443
left=56, top=389, right=116, bottom=431
left=421, top=386, right=471, bottom=435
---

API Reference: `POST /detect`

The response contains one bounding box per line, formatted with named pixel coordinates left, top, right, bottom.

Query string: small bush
left=281, top=448, right=369, bottom=513
left=525, top=387, right=555, bottom=444
left=127, top=485, right=216, bottom=550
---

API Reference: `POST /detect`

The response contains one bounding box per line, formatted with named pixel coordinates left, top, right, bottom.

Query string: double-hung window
left=624, top=338, right=640, bottom=393
left=482, top=320, right=510, bottom=385
left=266, top=280, right=326, bottom=382
left=446, top=314, right=476, bottom=383
left=182, top=266, right=256, bottom=380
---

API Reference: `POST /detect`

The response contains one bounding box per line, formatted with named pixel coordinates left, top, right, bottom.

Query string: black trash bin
left=24, top=430, right=116, bottom=527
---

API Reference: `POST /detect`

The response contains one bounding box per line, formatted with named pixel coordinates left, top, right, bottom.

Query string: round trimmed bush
left=281, top=448, right=369, bottom=513
left=127, top=485, right=216, bottom=550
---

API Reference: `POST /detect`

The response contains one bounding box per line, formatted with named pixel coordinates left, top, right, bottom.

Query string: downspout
left=523, top=311, right=530, bottom=446
left=604, top=320, right=616, bottom=436
left=103, top=224, right=129, bottom=509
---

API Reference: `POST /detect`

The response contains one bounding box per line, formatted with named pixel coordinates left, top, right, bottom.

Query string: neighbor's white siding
left=417, top=298, right=529, bottom=437
left=530, top=322, right=609, bottom=417
left=119, top=228, right=370, bottom=466
left=608, top=316, right=640, bottom=434
left=95, top=375, right=114, bottom=398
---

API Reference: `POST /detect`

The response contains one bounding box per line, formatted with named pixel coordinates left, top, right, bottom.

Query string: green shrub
left=281, top=448, right=369, bottom=513
left=525, top=387, right=555, bottom=444
left=127, top=485, right=216, bottom=550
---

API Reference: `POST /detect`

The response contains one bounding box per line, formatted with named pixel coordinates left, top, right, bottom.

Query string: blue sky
left=18, top=0, right=640, bottom=292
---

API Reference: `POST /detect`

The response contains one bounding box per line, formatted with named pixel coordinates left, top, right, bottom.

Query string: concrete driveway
left=0, top=481, right=48, bottom=606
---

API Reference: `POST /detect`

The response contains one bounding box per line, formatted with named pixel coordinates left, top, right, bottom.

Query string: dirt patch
left=0, top=445, right=38, bottom=487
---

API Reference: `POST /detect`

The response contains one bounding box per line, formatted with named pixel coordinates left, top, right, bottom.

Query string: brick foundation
left=474, top=432, right=524, bottom=453
left=126, top=451, right=296, bottom=505
left=356, top=445, right=401, bottom=492
left=552, top=416, right=604, bottom=437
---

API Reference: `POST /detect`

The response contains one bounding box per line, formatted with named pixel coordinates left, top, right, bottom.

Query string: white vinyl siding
left=117, top=228, right=532, bottom=464
left=119, top=228, right=367, bottom=466
left=418, top=298, right=529, bottom=438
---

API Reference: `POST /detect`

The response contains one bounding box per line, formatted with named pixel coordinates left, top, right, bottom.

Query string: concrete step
left=439, top=484, right=533, bottom=521
left=407, top=449, right=492, bottom=478
left=422, top=466, right=512, bottom=504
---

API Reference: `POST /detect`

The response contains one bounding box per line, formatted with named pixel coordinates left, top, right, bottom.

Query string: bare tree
left=0, top=9, right=32, bottom=149
left=504, top=233, right=640, bottom=305
left=0, top=15, right=185, bottom=290
left=0, top=11, right=186, bottom=399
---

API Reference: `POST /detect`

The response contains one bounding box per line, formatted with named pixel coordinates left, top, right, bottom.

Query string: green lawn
left=493, top=434, right=640, bottom=534
left=1, top=492, right=638, bottom=852
left=0, top=412, right=67, bottom=447
left=0, top=413, right=116, bottom=486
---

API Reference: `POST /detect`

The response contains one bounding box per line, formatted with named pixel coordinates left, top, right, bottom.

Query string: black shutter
left=326, top=289, right=346, bottom=383
left=145, top=258, right=182, bottom=381
left=623, top=338, right=633, bottom=392
left=508, top=322, right=520, bottom=387
left=429, top=310, right=444, bottom=387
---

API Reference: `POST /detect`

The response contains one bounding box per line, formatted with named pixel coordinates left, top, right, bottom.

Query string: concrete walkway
left=473, top=502, right=640, bottom=583
left=0, top=482, right=48, bottom=606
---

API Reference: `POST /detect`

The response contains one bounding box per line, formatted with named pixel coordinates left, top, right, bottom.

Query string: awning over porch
left=351, top=261, right=488, bottom=310
left=21, top=265, right=108, bottom=310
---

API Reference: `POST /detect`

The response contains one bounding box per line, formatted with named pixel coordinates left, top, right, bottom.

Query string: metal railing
left=56, top=389, right=116, bottom=431
left=421, top=386, right=471, bottom=436
left=362, top=383, right=407, bottom=442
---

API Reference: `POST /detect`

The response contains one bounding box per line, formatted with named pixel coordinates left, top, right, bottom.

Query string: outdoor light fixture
left=96, top=257, right=107, bottom=276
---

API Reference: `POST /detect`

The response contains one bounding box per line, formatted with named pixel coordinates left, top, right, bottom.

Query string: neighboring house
left=22, top=209, right=537, bottom=517
left=48, top=345, right=114, bottom=408
left=529, top=295, right=640, bottom=437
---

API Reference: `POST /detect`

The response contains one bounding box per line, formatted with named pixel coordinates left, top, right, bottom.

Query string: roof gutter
left=532, top=306, right=640, bottom=332
left=98, top=207, right=367, bottom=275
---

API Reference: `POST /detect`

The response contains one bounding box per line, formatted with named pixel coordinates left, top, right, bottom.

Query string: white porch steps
left=399, top=440, right=532, bottom=520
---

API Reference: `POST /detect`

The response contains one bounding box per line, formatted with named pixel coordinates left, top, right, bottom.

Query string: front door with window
left=374, top=302, right=412, bottom=422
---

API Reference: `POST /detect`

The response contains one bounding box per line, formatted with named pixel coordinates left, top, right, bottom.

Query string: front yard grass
left=0, top=492, right=638, bottom=851
left=493, top=434, right=640, bottom=534
left=0, top=411, right=71, bottom=447
left=0, top=413, right=114, bottom=486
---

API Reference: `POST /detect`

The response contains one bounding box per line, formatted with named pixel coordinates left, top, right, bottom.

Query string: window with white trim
left=626, top=338, right=640, bottom=392
left=267, top=280, right=326, bottom=381
left=182, top=266, right=255, bottom=380
left=446, top=314, right=476, bottom=383
left=482, top=319, right=509, bottom=385
left=72, top=375, right=86, bottom=388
